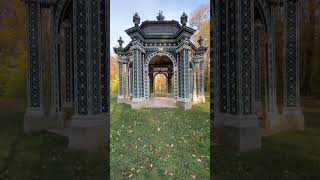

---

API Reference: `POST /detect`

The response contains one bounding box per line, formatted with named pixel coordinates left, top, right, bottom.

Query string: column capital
left=130, top=40, right=146, bottom=53
left=192, top=53, right=205, bottom=63
left=175, top=39, right=191, bottom=53
left=117, top=54, right=129, bottom=63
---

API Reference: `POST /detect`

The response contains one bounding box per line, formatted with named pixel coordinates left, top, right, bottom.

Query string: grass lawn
left=110, top=97, right=210, bottom=179
left=0, top=98, right=107, bottom=180
left=213, top=96, right=320, bottom=180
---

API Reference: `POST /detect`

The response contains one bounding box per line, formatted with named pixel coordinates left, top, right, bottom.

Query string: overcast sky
left=110, top=0, right=209, bottom=54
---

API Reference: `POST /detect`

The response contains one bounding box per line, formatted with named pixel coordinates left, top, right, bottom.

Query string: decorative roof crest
left=133, top=12, right=140, bottom=26
left=180, top=12, right=188, bottom=26
left=157, top=10, right=165, bottom=21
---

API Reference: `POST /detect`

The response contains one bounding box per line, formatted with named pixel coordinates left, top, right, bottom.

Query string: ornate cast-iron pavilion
left=23, top=0, right=108, bottom=149
left=211, top=0, right=304, bottom=151
left=22, top=0, right=304, bottom=151
left=114, top=12, right=208, bottom=109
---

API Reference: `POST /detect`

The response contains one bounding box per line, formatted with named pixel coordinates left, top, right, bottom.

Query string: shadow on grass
left=0, top=98, right=107, bottom=180
left=213, top=96, right=320, bottom=180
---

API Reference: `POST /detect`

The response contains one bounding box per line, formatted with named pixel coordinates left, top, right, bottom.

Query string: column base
left=213, top=114, right=261, bottom=151
left=69, top=113, right=107, bottom=150
left=192, top=95, right=197, bottom=100
left=131, top=98, right=146, bottom=109
left=48, top=108, right=64, bottom=129
left=265, top=111, right=280, bottom=129
left=124, top=97, right=131, bottom=105
left=282, top=107, right=304, bottom=131
left=177, top=98, right=192, bottom=110
left=117, top=96, right=125, bottom=103
left=63, top=102, right=73, bottom=108
left=255, top=101, right=264, bottom=118
left=62, top=104, right=75, bottom=128
left=24, top=108, right=46, bottom=133
left=198, top=95, right=205, bottom=103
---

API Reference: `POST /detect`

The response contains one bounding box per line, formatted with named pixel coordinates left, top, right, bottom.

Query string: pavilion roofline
left=124, top=20, right=196, bottom=40
left=114, top=39, right=207, bottom=55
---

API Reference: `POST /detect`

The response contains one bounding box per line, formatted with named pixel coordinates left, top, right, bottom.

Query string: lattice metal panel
left=90, top=0, right=101, bottom=113
left=74, top=0, right=88, bottom=115
left=284, top=0, right=298, bottom=107
left=219, top=0, right=228, bottom=113
left=240, top=0, right=254, bottom=115
left=228, top=0, right=239, bottom=115
left=100, top=0, right=108, bottom=113
left=64, top=26, right=72, bottom=103
left=27, top=2, right=41, bottom=108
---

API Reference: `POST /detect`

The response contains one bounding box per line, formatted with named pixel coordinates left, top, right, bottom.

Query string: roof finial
left=197, top=36, right=204, bottom=47
left=181, top=12, right=188, bottom=26
left=118, top=36, right=124, bottom=48
left=157, top=10, right=165, bottom=21
left=133, top=12, right=140, bottom=26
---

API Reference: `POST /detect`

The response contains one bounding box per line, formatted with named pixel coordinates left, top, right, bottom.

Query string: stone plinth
left=62, top=103, right=75, bottom=128
left=213, top=114, right=261, bottom=151
left=24, top=108, right=46, bottom=132
left=117, top=96, right=125, bottom=104
left=69, top=113, right=107, bottom=150
left=48, top=108, right=65, bottom=129
left=131, top=98, right=147, bottom=109
left=265, top=112, right=280, bottom=129
left=198, top=96, right=205, bottom=103
left=176, top=99, right=192, bottom=110
left=282, top=107, right=304, bottom=131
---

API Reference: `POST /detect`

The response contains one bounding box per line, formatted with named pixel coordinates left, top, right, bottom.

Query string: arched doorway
left=148, top=53, right=175, bottom=98
left=153, top=73, right=168, bottom=97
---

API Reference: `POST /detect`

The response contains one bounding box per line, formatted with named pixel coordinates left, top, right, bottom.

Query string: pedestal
left=192, top=96, right=197, bottom=101
left=117, top=96, right=125, bottom=104
left=213, top=114, right=261, bottom=151
left=198, top=95, right=206, bottom=103
left=131, top=98, right=146, bottom=109
left=24, top=108, right=46, bottom=132
left=48, top=107, right=65, bottom=129
left=177, top=98, right=192, bottom=110
left=255, top=101, right=263, bottom=117
left=282, top=107, right=304, bottom=130
left=62, top=103, right=75, bottom=128
left=69, top=113, right=107, bottom=150
left=124, top=97, right=131, bottom=105
left=265, top=112, right=280, bottom=129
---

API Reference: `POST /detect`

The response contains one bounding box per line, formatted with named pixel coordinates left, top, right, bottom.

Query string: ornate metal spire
left=180, top=12, right=188, bottom=26
left=133, top=12, right=140, bottom=26
left=157, top=10, right=165, bottom=21
left=118, top=36, right=124, bottom=48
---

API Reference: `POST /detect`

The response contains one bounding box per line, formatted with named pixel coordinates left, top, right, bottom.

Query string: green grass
left=2, top=95, right=319, bottom=179
left=0, top=98, right=107, bottom=180
left=213, top=96, right=320, bottom=180
left=110, top=97, right=210, bottom=179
